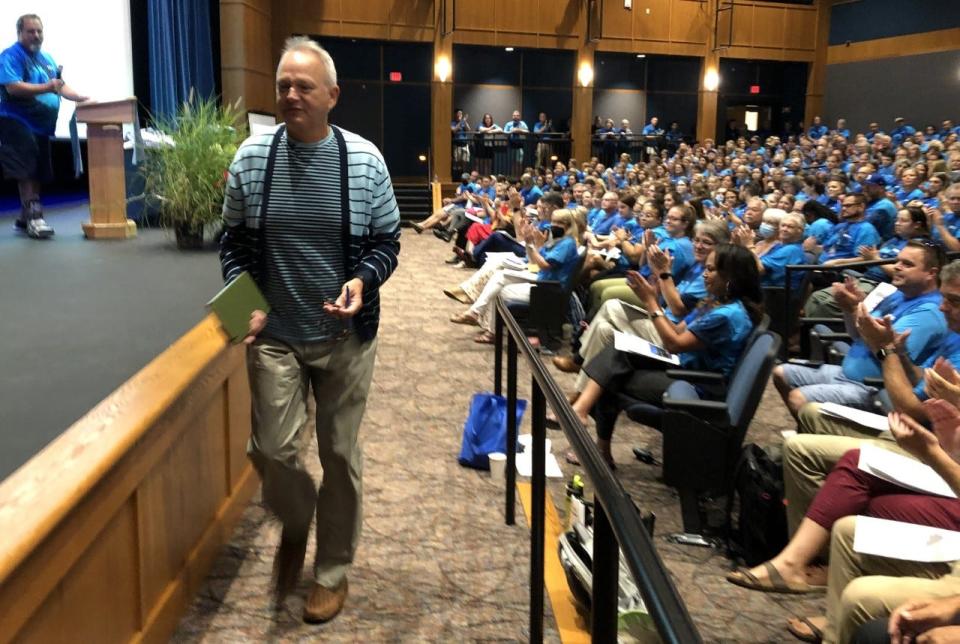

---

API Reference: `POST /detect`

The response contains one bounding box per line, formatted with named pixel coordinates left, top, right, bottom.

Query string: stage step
left=393, top=183, right=432, bottom=222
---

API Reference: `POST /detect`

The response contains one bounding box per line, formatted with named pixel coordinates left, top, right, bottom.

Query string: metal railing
left=493, top=296, right=702, bottom=644
left=590, top=133, right=665, bottom=166
left=452, top=133, right=572, bottom=179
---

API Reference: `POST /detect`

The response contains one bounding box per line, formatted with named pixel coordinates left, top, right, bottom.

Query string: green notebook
left=207, top=272, right=271, bottom=343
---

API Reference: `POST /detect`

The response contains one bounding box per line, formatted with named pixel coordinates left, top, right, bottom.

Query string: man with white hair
left=220, top=36, right=400, bottom=622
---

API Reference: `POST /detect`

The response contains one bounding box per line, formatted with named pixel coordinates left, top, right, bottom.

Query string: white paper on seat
left=613, top=331, right=681, bottom=365
left=598, top=247, right=622, bottom=261
left=854, top=515, right=960, bottom=562
left=502, top=269, right=539, bottom=282
left=819, top=403, right=890, bottom=433
left=516, top=452, right=564, bottom=478
left=858, top=443, right=957, bottom=498
left=862, top=282, right=898, bottom=313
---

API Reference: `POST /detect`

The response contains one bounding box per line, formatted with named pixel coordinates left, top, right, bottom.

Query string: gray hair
left=781, top=212, right=806, bottom=230
left=280, top=36, right=338, bottom=87
left=694, top=219, right=729, bottom=244
left=17, top=14, right=41, bottom=33
left=942, top=260, right=960, bottom=286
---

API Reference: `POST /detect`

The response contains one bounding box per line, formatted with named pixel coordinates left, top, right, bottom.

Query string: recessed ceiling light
left=636, top=54, right=646, bottom=58
left=505, top=47, right=514, bottom=52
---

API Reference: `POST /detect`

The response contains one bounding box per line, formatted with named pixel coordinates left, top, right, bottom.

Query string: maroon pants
left=805, top=449, right=960, bottom=532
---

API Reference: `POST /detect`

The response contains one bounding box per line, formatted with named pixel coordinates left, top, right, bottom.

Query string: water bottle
left=564, top=474, right=585, bottom=530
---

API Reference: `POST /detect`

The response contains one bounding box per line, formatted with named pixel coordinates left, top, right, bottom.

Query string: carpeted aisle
left=173, top=231, right=826, bottom=643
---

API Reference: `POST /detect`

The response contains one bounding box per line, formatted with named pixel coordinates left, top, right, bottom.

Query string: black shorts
left=0, top=116, right=53, bottom=183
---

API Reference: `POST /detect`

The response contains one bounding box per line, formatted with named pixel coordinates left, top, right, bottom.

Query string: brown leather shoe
left=304, top=578, right=349, bottom=623
left=552, top=355, right=581, bottom=373
left=272, top=535, right=307, bottom=603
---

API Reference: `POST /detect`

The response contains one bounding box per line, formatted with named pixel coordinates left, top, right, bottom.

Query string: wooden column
left=805, top=0, right=832, bottom=124
left=571, top=42, right=595, bottom=163
left=696, top=0, right=720, bottom=143
left=220, top=0, right=274, bottom=113
left=431, top=8, right=454, bottom=183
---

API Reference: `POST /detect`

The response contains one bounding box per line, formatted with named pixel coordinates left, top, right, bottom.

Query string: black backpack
left=728, top=443, right=788, bottom=566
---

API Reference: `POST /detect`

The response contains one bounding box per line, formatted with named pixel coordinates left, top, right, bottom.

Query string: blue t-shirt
left=593, top=213, right=625, bottom=236
left=642, top=124, right=662, bottom=136
left=806, top=218, right=834, bottom=244
left=760, top=242, right=806, bottom=288
left=503, top=119, right=529, bottom=144
left=451, top=120, right=469, bottom=143
left=664, top=262, right=707, bottom=323
left=808, top=124, right=828, bottom=139
left=863, top=236, right=909, bottom=282
left=893, top=186, right=924, bottom=205
left=641, top=236, right=694, bottom=280
left=820, top=220, right=881, bottom=263
left=842, top=290, right=947, bottom=382
left=913, top=333, right=960, bottom=399
left=865, top=198, right=897, bottom=239
left=933, top=212, right=960, bottom=243
left=520, top=185, right=543, bottom=206
left=0, top=42, right=60, bottom=135
left=538, top=236, right=580, bottom=286
left=680, top=299, right=754, bottom=376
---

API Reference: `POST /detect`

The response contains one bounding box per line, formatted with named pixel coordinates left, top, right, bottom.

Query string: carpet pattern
left=174, top=231, right=825, bottom=643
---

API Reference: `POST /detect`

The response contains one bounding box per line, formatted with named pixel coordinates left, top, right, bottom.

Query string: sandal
left=726, top=561, right=826, bottom=595
left=786, top=616, right=824, bottom=643
left=450, top=311, right=480, bottom=326
left=474, top=331, right=496, bottom=344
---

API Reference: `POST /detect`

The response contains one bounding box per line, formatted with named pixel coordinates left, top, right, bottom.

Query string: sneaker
left=444, top=255, right=460, bottom=265
left=13, top=218, right=27, bottom=231
left=26, top=217, right=54, bottom=239
left=433, top=228, right=452, bottom=243
left=303, top=578, right=348, bottom=623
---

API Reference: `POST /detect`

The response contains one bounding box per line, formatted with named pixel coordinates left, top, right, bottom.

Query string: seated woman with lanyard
left=449, top=209, right=581, bottom=344
left=566, top=244, right=763, bottom=468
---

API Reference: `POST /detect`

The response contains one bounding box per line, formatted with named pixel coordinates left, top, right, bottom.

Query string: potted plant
left=140, top=93, right=246, bottom=249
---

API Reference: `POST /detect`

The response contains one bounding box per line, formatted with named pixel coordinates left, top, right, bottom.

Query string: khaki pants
left=247, top=333, right=377, bottom=588
left=576, top=298, right=660, bottom=391
left=824, top=516, right=960, bottom=644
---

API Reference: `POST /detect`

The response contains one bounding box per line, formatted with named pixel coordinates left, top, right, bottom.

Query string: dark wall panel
left=454, top=46, right=521, bottom=85
left=522, top=49, right=575, bottom=88
left=646, top=56, right=700, bottom=93
left=592, top=90, right=645, bottom=132
left=595, top=52, right=646, bottom=90
left=317, top=39, right=380, bottom=81
left=646, top=93, right=697, bottom=136
left=383, top=42, right=432, bottom=83
left=383, top=84, right=430, bottom=177
left=454, top=86, right=523, bottom=128
left=521, top=89, right=573, bottom=132
left=331, top=80, right=382, bottom=148
left=824, top=49, right=960, bottom=133
left=829, top=0, right=960, bottom=45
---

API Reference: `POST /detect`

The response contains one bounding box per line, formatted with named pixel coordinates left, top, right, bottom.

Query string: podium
left=75, top=98, right=138, bottom=239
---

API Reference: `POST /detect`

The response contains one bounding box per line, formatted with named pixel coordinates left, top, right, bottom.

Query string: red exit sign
left=749, top=85, right=760, bottom=94
left=389, top=71, right=402, bottom=82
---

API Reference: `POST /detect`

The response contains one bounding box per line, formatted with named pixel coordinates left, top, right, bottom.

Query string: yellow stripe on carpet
left=516, top=481, right=591, bottom=644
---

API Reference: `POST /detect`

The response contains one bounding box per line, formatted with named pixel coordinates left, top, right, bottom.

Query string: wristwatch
left=650, top=310, right=665, bottom=320
left=659, top=272, right=672, bottom=281
left=874, top=346, right=897, bottom=362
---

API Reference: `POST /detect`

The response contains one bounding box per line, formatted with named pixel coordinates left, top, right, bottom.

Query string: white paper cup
left=488, top=452, right=507, bottom=481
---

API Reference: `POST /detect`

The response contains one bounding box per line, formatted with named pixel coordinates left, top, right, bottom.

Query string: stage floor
left=0, top=201, right=224, bottom=480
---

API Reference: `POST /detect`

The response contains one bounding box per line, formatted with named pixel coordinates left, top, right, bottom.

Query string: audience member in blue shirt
left=642, top=117, right=663, bottom=137
left=569, top=244, right=764, bottom=465
left=519, top=174, right=543, bottom=206
left=639, top=204, right=695, bottom=281
left=743, top=211, right=807, bottom=289
left=892, top=167, right=924, bottom=205
left=503, top=110, right=529, bottom=162
left=808, top=116, right=828, bottom=140
left=890, top=117, right=916, bottom=146
left=930, top=183, right=960, bottom=251
left=832, top=118, right=850, bottom=140
left=647, top=219, right=728, bottom=322
left=859, top=206, right=929, bottom=283
left=860, top=175, right=898, bottom=238
left=774, top=240, right=948, bottom=416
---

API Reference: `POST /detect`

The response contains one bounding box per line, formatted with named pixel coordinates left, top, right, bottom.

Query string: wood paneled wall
left=722, top=1, right=817, bottom=61
left=826, top=26, right=960, bottom=65
left=0, top=314, right=256, bottom=644
left=221, top=0, right=275, bottom=112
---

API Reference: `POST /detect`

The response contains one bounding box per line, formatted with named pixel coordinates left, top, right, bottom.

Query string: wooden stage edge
left=0, top=313, right=257, bottom=643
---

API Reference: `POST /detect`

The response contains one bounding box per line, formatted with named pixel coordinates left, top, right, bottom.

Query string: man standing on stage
left=219, top=36, right=400, bottom=623
left=0, top=14, right=88, bottom=238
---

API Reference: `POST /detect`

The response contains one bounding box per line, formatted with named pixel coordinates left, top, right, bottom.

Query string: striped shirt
left=220, top=124, right=401, bottom=343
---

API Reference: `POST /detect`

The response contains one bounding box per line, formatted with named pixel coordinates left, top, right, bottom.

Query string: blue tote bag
left=458, top=392, right=527, bottom=470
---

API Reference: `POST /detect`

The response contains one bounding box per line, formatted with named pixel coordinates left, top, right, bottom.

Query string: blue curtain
left=147, top=0, right=216, bottom=120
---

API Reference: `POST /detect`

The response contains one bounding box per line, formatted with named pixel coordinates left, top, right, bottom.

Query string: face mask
left=758, top=222, right=776, bottom=239
left=551, top=225, right=566, bottom=239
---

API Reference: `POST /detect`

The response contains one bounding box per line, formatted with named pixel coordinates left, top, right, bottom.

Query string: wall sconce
left=703, top=67, right=719, bottom=91
left=435, top=55, right=451, bottom=82
left=578, top=62, right=594, bottom=87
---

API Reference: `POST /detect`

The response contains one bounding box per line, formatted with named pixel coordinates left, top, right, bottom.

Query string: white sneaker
left=26, top=217, right=54, bottom=239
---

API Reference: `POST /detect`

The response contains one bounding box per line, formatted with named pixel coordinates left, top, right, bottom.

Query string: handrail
left=494, top=297, right=702, bottom=644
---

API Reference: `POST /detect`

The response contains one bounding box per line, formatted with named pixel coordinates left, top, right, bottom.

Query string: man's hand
left=46, top=78, right=64, bottom=94
left=889, top=596, right=960, bottom=644
left=323, top=278, right=364, bottom=319
left=855, top=303, right=901, bottom=351
left=888, top=412, right=940, bottom=465
left=858, top=245, right=879, bottom=261
left=243, top=309, right=267, bottom=345
left=832, top=276, right=866, bottom=312
left=925, top=359, right=960, bottom=409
